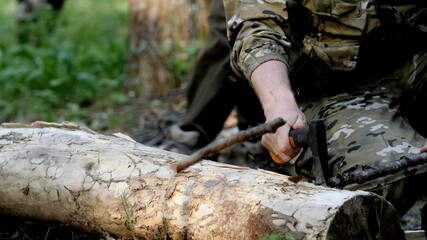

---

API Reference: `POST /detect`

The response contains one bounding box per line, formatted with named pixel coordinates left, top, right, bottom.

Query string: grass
left=122, top=194, right=137, bottom=240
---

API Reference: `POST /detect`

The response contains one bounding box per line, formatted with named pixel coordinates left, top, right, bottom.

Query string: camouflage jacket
left=223, top=0, right=409, bottom=83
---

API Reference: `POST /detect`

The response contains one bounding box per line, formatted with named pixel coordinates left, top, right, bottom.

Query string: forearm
left=251, top=61, right=298, bottom=121
left=223, top=0, right=293, bottom=81
left=251, top=60, right=306, bottom=163
left=222, top=0, right=304, bottom=162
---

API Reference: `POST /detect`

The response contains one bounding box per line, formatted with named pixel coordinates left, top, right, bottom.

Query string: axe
left=270, top=119, right=331, bottom=186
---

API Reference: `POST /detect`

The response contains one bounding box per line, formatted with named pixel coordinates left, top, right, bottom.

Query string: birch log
left=0, top=122, right=405, bottom=239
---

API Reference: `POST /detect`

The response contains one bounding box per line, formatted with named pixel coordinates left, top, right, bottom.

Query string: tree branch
left=171, top=118, right=286, bottom=172
left=329, top=152, right=427, bottom=188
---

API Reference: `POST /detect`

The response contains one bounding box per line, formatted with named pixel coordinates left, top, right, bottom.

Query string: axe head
left=308, top=119, right=330, bottom=186
left=290, top=119, right=330, bottom=186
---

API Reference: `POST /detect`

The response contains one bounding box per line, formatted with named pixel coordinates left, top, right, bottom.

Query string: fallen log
left=0, top=122, right=405, bottom=239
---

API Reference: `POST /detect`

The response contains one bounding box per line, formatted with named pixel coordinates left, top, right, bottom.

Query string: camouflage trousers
left=295, top=49, right=427, bottom=216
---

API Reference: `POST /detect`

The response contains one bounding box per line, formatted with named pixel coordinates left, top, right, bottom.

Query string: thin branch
left=171, top=118, right=286, bottom=172
left=328, top=152, right=427, bottom=188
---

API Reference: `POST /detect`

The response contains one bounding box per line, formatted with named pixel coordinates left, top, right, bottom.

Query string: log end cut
left=327, top=194, right=405, bottom=239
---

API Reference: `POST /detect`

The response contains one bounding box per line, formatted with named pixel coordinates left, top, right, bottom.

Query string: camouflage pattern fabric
left=223, top=0, right=294, bottom=82
left=223, top=0, right=427, bottom=82
left=223, top=0, right=427, bottom=216
left=296, top=50, right=427, bottom=215
left=300, top=78, right=427, bottom=190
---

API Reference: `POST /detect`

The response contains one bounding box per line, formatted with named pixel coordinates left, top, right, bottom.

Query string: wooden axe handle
left=171, top=118, right=286, bottom=172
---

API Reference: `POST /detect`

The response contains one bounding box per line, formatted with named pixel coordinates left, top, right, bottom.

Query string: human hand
left=262, top=105, right=306, bottom=163
left=421, top=141, right=427, bottom=153
left=251, top=60, right=306, bottom=163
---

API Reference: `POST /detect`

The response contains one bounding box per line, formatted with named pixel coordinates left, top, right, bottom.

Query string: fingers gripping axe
left=270, top=119, right=331, bottom=186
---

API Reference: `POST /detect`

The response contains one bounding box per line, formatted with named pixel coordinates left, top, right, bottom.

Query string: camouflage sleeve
left=223, top=0, right=296, bottom=83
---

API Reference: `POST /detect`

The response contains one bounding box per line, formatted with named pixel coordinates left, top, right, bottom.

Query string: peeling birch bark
left=0, top=122, right=405, bottom=239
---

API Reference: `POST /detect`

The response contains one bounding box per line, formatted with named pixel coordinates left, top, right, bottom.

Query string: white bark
left=0, top=122, right=405, bottom=239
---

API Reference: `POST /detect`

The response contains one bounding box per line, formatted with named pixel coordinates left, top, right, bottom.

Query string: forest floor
left=0, top=88, right=425, bottom=239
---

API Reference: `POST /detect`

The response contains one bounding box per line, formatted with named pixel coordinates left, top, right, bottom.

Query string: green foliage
left=170, top=42, right=200, bottom=86
left=0, top=0, right=203, bottom=132
left=0, top=0, right=129, bottom=129
left=122, top=194, right=137, bottom=240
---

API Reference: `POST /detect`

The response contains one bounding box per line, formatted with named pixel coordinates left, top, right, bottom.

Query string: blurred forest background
left=0, top=0, right=208, bottom=136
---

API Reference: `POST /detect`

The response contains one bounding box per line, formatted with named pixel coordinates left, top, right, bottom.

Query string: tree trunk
left=0, top=122, right=405, bottom=239
left=126, top=0, right=209, bottom=97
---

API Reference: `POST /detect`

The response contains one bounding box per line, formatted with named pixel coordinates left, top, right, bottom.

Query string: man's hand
left=251, top=60, right=306, bottom=163
left=421, top=142, right=427, bottom=153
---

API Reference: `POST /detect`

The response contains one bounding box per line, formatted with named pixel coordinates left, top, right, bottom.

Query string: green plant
left=122, top=194, right=137, bottom=240
left=0, top=0, right=129, bottom=129
left=155, top=218, right=172, bottom=240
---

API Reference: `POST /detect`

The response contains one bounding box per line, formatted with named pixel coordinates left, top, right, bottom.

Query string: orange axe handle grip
left=269, top=134, right=300, bottom=164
